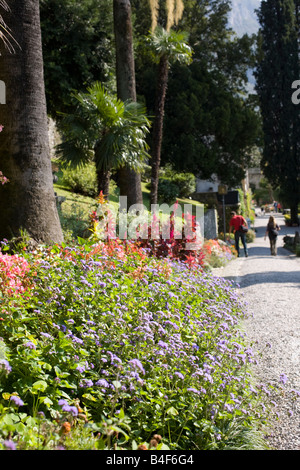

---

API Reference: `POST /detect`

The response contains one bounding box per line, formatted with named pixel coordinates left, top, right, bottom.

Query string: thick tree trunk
left=0, top=0, right=63, bottom=244
left=113, top=0, right=143, bottom=208
left=150, top=55, right=169, bottom=205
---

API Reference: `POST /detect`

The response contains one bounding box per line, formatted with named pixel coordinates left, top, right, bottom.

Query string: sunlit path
left=213, top=212, right=300, bottom=449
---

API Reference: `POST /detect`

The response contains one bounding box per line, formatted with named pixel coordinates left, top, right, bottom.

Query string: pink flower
left=0, top=253, right=30, bottom=296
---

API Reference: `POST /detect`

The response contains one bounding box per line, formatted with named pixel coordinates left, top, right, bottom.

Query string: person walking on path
left=265, top=215, right=280, bottom=256
left=228, top=211, right=248, bottom=258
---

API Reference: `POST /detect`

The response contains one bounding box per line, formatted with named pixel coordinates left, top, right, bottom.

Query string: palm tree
left=0, top=0, right=63, bottom=244
left=56, top=82, right=151, bottom=200
left=147, top=26, right=192, bottom=204
left=113, top=0, right=144, bottom=208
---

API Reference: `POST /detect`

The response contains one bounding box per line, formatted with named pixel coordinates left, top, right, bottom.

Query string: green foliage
left=162, top=167, right=196, bottom=198
left=252, top=178, right=277, bottom=206
left=56, top=82, right=151, bottom=173
left=60, top=163, right=98, bottom=198
left=237, top=189, right=255, bottom=224
left=255, top=0, right=300, bottom=222
left=145, top=26, right=193, bottom=66
left=246, top=229, right=256, bottom=244
left=134, top=0, right=261, bottom=187
left=160, top=63, right=261, bottom=186
left=157, top=179, right=180, bottom=204
left=145, top=169, right=195, bottom=204
left=40, top=0, right=114, bottom=118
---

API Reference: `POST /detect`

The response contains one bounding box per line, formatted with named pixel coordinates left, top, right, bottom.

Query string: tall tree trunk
left=96, top=168, right=111, bottom=199
left=94, top=141, right=110, bottom=199
left=150, top=55, right=169, bottom=205
left=0, top=0, right=63, bottom=244
left=113, top=0, right=143, bottom=208
left=290, top=202, right=299, bottom=226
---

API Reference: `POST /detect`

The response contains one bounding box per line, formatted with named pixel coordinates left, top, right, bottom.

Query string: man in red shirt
left=228, top=211, right=248, bottom=257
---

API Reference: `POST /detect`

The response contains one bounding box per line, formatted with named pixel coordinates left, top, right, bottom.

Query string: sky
left=228, top=0, right=262, bottom=90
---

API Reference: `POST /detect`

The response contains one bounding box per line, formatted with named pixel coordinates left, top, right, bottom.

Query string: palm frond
left=0, top=1, right=21, bottom=53
left=55, top=112, right=98, bottom=167
left=146, top=26, right=193, bottom=65
left=58, top=82, right=151, bottom=174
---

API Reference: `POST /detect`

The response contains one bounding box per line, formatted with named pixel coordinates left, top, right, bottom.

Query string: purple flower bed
left=0, top=241, right=275, bottom=449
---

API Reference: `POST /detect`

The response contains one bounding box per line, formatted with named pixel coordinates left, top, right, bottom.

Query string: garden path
left=213, top=212, right=300, bottom=450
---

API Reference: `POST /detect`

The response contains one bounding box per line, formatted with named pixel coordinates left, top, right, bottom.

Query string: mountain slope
left=228, top=0, right=261, bottom=36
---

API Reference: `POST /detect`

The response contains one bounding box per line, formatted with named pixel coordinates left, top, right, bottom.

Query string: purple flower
left=10, top=396, right=24, bottom=407
left=168, top=292, right=177, bottom=298
left=24, top=341, right=36, bottom=349
left=41, top=332, right=52, bottom=339
left=0, top=359, right=11, bottom=373
left=280, top=373, right=288, bottom=385
left=72, top=336, right=84, bottom=345
left=174, top=371, right=184, bottom=380
left=129, top=359, right=145, bottom=375
left=187, top=387, right=200, bottom=395
left=68, top=406, right=78, bottom=416
left=79, top=379, right=93, bottom=388
left=96, top=379, right=109, bottom=388
left=3, top=440, right=16, bottom=450
left=58, top=399, right=78, bottom=416
left=58, top=399, right=68, bottom=406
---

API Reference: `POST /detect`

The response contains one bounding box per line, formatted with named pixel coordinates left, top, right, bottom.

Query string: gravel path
left=213, top=212, right=300, bottom=450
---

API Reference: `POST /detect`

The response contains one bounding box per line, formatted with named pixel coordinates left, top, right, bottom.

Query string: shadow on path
left=247, top=246, right=295, bottom=258
left=220, top=270, right=300, bottom=289
left=234, top=270, right=300, bottom=288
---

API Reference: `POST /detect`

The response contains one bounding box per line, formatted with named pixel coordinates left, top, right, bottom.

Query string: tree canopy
left=40, top=0, right=114, bottom=118
left=40, top=0, right=263, bottom=190
left=255, top=0, right=300, bottom=222
left=134, top=0, right=261, bottom=187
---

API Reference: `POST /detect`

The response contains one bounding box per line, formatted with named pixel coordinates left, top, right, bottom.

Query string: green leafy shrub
left=145, top=168, right=196, bottom=204
left=171, top=173, right=196, bottom=198
left=246, top=229, right=256, bottom=243
left=60, top=164, right=98, bottom=197
left=157, top=179, right=180, bottom=204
